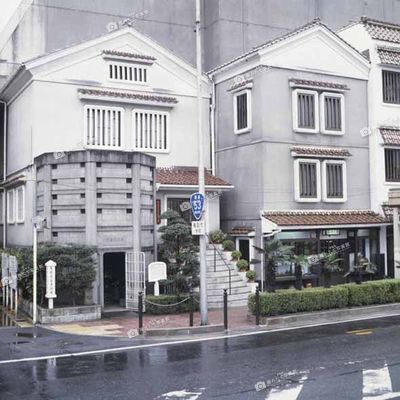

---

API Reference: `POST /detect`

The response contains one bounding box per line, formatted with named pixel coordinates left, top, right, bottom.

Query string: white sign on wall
left=148, top=262, right=167, bottom=282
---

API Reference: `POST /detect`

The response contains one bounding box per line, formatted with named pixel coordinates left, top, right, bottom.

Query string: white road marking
left=363, top=363, right=400, bottom=400
left=265, top=375, right=307, bottom=400
left=159, top=389, right=202, bottom=399
left=1, top=311, right=400, bottom=365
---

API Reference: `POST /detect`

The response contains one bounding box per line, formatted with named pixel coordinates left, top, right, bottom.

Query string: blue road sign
left=190, top=192, right=205, bottom=221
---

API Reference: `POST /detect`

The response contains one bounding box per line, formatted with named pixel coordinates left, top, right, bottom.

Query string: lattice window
left=385, top=148, right=400, bottom=182
left=109, top=62, right=147, bottom=83
left=383, top=70, right=400, bottom=104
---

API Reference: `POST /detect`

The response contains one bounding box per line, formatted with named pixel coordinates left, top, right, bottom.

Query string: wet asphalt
left=2, top=316, right=400, bottom=399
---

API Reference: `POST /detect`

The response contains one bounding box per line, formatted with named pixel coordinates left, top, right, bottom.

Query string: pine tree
left=158, top=210, right=199, bottom=293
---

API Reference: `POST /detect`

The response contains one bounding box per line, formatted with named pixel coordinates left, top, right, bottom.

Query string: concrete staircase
left=206, top=245, right=251, bottom=309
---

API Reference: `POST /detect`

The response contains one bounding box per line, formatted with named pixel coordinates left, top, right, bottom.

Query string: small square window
left=320, top=93, right=345, bottom=135
left=126, top=178, right=132, bottom=184
left=52, top=179, right=58, bottom=184
left=322, top=161, right=347, bottom=202
left=292, top=89, right=319, bottom=133
left=52, top=232, right=58, bottom=238
left=80, top=193, right=85, bottom=199
left=97, top=209, right=102, bottom=214
left=97, top=193, right=102, bottom=199
left=80, top=209, right=86, bottom=214
left=97, top=177, right=102, bottom=183
left=52, top=194, right=58, bottom=200
left=80, top=163, right=85, bottom=168
left=126, top=193, right=132, bottom=199
left=52, top=165, right=57, bottom=170
left=96, top=162, right=102, bottom=167
left=52, top=210, right=58, bottom=216
left=127, top=209, right=133, bottom=214
left=80, top=178, right=85, bottom=183
left=294, top=159, right=321, bottom=202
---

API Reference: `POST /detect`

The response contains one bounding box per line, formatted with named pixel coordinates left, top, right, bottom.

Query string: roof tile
left=361, top=17, right=400, bottom=43
left=102, top=50, right=156, bottom=61
left=377, top=46, right=400, bottom=65
left=289, top=78, right=349, bottom=90
left=291, top=146, right=352, bottom=158
left=156, top=167, right=232, bottom=187
left=263, top=210, right=388, bottom=227
left=380, top=128, right=400, bottom=145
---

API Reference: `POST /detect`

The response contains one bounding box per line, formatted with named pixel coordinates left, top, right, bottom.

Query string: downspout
left=0, top=100, right=7, bottom=248
left=210, top=78, right=216, bottom=175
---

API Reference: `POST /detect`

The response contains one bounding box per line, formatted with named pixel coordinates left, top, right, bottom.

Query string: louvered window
left=7, top=190, right=14, bottom=224
left=234, top=89, right=252, bottom=133
left=293, top=89, right=318, bottom=133
left=109, top=62, right=147, bottom=83
left=325, top=163, right=344, bottom=198
left=322, top=93, right=344, bottom=133
left=133, top=110, right=169, bottom=152
left=385, top=148, right=400, bottom=182
left=383, top=70, right=400, bottom=104
left=84, top=106, right=124, bottom=149
left=298, top=162, right=318, bottom=198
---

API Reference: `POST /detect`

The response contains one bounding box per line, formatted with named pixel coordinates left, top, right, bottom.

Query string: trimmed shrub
left=145, top=294, right=200, bottom=315
left=231, top=250, right=242, bottom=261
left=248, top=279, right=400, bottom=316
left=210, top=230, right=226, bottom=244
left=246, top=270, right=256, bottom=281
left=237, top=259, right=249, bottom=271
left=222, top=240, right=235, bottom=251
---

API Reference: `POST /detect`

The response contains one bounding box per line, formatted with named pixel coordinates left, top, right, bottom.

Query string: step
left=207, top=276, right=244, bottom=284
left=207, top=287, right=250, bottom=296
left=206, top=281, right=248, bottom=290
left=208, top=292, right=250, bottom=301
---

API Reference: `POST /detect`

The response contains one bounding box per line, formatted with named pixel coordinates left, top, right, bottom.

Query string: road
left=2, top=317, right=400, bottom=399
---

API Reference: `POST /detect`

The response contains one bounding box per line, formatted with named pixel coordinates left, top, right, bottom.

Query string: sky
left=0, top=0, right=24, bottom=32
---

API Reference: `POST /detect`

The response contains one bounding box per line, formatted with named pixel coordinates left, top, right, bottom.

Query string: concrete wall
left=2, top=0, right=400, bottom=71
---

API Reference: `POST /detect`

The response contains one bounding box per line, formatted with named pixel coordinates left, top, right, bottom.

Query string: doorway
left=103, top=252, right=126, bottom=307
left=236, top=238, right=253, bottom=263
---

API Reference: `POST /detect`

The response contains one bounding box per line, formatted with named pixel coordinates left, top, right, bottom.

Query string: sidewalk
left=42, top=302, right=400, bottom=339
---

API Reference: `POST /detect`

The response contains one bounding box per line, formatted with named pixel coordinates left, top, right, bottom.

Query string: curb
left=144, top=324, right=225, bottom=337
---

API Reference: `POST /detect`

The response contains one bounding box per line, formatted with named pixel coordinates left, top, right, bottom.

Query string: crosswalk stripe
left=265, top=375, right=307, bottom=400
left=362, top=364, right=400, bottom=400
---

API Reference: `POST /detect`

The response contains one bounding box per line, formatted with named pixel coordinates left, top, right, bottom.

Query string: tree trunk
left=295, top=263, right=302, bottom=290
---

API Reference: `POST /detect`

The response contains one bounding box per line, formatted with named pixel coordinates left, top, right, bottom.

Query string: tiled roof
left=208, top=19, right=366, bottom=75
left=156, top=167, right=232, bottom=187
left=78, top=89, right=178, bottom=104
left=380, top=128, right=400, bottom=145
left=229, top=226, right=255, bottom=235
left=102, top=50, right=156, bottom=61
left=361, top=17, right=400, bottom=44
left=291, top=146, right=352, bottom=158
left=289, top=79, right=349, bottom=90
left=377, top=46, right=400, bottom=65
left=263, top=210, right=388, bottom=227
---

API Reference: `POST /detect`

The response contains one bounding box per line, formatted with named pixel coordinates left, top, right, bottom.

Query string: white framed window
left=320, top=93, right=345, bottom=135
left=233, top=89, right=252, bottom=134
left=7, top=189, right=15, bottom=224
left=292, top=89, right=319, bottom=133
left=322, top=160, right=347, bottom=202
left=108, top=62, right=148, bottom=84
left=0, top=192, right=3, bottom=224
left=84, top=106, right=124, bottom=149
left=16, top=186, right=25, bottom=223
left=132, top=110, right=169, bottom=153
left=294, top=159, right=321, bottom=202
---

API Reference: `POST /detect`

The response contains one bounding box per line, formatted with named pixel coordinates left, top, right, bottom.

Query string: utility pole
left=196, top=0, right=208, bottom=325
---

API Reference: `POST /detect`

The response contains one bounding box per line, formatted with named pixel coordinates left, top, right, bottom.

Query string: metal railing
left=206, top=236, right=232, bottom=295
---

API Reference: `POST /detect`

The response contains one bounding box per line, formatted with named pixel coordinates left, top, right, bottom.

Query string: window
left=320, top=93, right=345, bottom=134
left=233, top=89, right=252, bottom=134
left=84, top=106, right=124, bottom=149
left=382, top=70, right=400, bottom=104
left=292, top=89, right=319, bottom=133
left=385, top=148, right=400, bottom=182
left=294, top=159, right=321, bottom=202
left=0, top=192, right=3, bottom=224
left=16, top=186, right=25, bottom=223
left=167, top=197, right=192, bottom=224
left=7, top=189, right=15, bottom=224
left=133, top=110, right=169, bottom=152
left=322, top=161, right=347, bottom=202
left=109, top=62, right=147, bottom=83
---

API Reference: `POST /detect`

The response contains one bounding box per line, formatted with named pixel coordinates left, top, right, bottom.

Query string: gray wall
left=2, top=0, right=400, bottom=70
left=215, top=66, right=370, bottom=230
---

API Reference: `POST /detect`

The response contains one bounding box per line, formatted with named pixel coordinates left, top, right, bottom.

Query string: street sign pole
left=196, top=0, right=208, bottom=325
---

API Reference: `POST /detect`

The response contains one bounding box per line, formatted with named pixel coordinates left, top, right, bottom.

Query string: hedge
left=248, top=279, right=400, bottom=316
left=145, top=294, right=200, bottom=315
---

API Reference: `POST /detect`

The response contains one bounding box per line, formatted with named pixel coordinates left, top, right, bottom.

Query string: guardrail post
left=255, top=287, right=260, bottom=326
left=189, top=289, right=194, bottom=327
left=223, top=289, right=228, bottom=330
left=138, top=291, right=143, bottom=335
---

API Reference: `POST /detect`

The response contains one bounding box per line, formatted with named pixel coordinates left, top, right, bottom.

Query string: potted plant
left=209, top=230, right=226, bottom=248
left=237, top=259, right=249, bottom=281
left=246, top=270, right=258, bottom=293
left=222, top=240, right=235, bottom=251
left=253, top=239, right=293, bottom=293
left=231, top=250, right=242, bottom=262
left=320, top=252, right=343, bottom=288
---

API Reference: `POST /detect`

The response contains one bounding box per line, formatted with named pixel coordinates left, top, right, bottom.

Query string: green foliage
left=246, top=270, right=256, bottom=281
left=209, top=229, right=226, bottom=244
left=321, top=251, right=343, bottom=272
left=248, top=279, right=400, bottom=316
left=145, top=294, right=200, bottom=315
left=222, top=240, right=235, bottom=251
left=5, top=244, right=97, bottom=306
left=237, top=259, right=249, bottom=271
left=158, top=210, right=199, bottom=293
left=231, top=250, right=242, bottom=261
left=292, top=254, right=309, bottom=268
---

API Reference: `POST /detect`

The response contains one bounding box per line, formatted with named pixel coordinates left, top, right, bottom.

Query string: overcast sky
left=0, top=0, right=24, bottom=32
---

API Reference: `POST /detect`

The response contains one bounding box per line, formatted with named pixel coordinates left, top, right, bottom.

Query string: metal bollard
left=138, top=291, right=143, bottom=335
left=255, top=287, right=260, bottom=326
left=189, top=290, right=194, bottom=327
left=223, top=289, right=228, bottom=330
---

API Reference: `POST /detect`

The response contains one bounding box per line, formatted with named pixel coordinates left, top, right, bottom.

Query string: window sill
left=381, top=102, right=400, bottom=108
left=321, top=130, right=345, bottom=136
left=234, top=128, right=251, bottom=135
left=322, top=198, right=346, bottom=203
left=293, top=128, right=318, bottom=134
left=384, top=181, right=400, bottom=185
left=295, top=198, right=320, bottom=203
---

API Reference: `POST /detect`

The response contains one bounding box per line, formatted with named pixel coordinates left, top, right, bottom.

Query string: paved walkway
left=45, top=307, right=252, bottom=338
